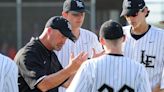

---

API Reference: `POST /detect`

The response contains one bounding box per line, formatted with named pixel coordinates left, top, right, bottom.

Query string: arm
left=62, top=73, right=75, bottom=88
left=66, top=60, right=92, bottom=92
left=6, top=61, right=19, bottom=92
left=61, top=52, right=86, bottom=88
left=37, top=52, right=88, bottom=92
left=157, top=61, right=164, bottom=92
left=152, top=84, right=160, bottom=92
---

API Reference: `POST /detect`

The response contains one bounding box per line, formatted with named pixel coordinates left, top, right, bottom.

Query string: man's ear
left=99, top=37, right=105, bottom=45
left=122, top=35, right=126, bottom=42
left=62, top=11, right=67, bottom=18
left=47, top=27, right=52, bottom=34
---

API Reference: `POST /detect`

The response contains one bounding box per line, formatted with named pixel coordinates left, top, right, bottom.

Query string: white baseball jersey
left=55, top=28, right=103, bottom=92
left=123, top=25, right=164, bottom=89
left=0, top=53, right=18, bottom=92
left=66, top=54, right=151, bottom=92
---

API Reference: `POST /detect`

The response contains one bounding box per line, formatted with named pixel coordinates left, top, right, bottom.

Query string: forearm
left=160, top=90, right=164, bottom=92
left=37, top=52, right=87, bottom=91
left=152, top=84, right=161, bottom=92
left=37, top=67, right=74, bottom=92
left=62, top=73, right=75, bottom=88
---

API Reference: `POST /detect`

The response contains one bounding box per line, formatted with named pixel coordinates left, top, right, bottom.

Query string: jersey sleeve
left=137, top=65, right=151, bottom=92
left=160, top=42, right=164, bottom=89
left=5, top=58, right=19, bottom=92
left=160, top=67, right=164, bottom=89
left=15, top=51, right=48, bottom=89
left=66, top=61, right=92, bottom=92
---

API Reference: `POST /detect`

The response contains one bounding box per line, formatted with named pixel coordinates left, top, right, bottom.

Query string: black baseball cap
left=63, top=0, right=88, bottom=14
left=120, top=0, right=146, bottom=17
left=99, top=20, right=124, bottom=40
left=45, top=16, right=77, bottom=42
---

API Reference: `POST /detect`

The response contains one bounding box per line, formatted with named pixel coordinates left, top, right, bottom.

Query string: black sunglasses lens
left=131, top=14, right=137, bottom=17
left=126, top=13, right=138, bottom=17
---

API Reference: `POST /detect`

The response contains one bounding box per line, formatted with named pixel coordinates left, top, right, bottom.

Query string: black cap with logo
left=120, top=0, right=146, bottom=17
left=45, top=16, right=77, bottom=42
left=63, top=0, right=88, bottom=14
left=99, top=20, right=124, bottom=40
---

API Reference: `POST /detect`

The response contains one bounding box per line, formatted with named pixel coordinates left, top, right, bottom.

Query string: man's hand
left=68, top=52, right=88, bottom=74
left=152, top=83, right=160, bottom=92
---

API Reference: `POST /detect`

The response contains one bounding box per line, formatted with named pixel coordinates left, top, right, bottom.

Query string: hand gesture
left=68, top=51, right=88, bottom=74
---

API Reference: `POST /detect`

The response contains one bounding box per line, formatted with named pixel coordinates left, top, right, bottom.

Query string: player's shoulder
left=86, top=55, right=144, bottom=68
left=125, top=57, right=145, bottom=69
left=149, top=26, right=164, bottom=41
left=0, top=54, right=17, bottom=71
left=122, top=25, right=131, bottom=35
left=0, top=53, right=14, bottom=64
left=150, top=25, right=164, bottom=33
left=80, top=28, right=97, bottom=37
left=123, top=25, right=131, bottom=30
left=16, top=38, right=43, bottom=57
left=86, top=55, right=114, bottom=65
left=83, top=55, right=104, bottom=66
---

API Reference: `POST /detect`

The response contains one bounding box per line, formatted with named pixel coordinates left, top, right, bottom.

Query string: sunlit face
left=64, top=11, right=85, bottom=29
left=124, top=8, right=146, bottom=28
left=49, top=28, right=67, bottom=51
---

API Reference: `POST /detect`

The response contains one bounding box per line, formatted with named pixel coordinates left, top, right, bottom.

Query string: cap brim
left=120, top=9, right=139, bottom=17
left=60, top=30, right=77, bottom=43
left=69, top=9, right=89, bottom=14
left=68, top=33, right=77, bottom=43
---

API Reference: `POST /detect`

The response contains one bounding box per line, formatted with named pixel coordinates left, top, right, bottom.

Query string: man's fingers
left=100, top=50, right=105, bottom=55
left=77, top=52, right=88, bottom=61
left=82, top=52, right=88, bottom=61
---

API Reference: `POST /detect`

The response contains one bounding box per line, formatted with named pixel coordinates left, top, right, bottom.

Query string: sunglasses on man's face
left=126, top=12, right=139, bottom=17
left=71, top=12, right=85, bottom=17
left=125, top=6, right=146, bottom=17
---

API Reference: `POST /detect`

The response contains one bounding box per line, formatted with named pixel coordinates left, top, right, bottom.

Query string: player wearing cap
left=56, top=0, right=103, bottom=67
left=120, top=0, right=164, bottom=91
left=56, top=1, right=103, bottom=91
left=14, top=16, right=88, bottom=92
left=66, top=20, right=151, bottom=92
left=57, top=0, right=103, bottom=64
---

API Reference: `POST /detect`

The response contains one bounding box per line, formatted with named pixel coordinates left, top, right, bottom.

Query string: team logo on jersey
left=141, top=50, right=155, bottom=68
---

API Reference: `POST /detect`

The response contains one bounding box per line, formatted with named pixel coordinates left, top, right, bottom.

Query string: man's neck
left=39, top=35, right=52, bottom=51
left=104, top=45, right=123, bottom=55
left=72, top=28, right=80, bottom=39
left=131, top=23, right=149, bottom=35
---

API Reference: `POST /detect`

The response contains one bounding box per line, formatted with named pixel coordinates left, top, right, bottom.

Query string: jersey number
left=98, top=84, right=134, bottom=92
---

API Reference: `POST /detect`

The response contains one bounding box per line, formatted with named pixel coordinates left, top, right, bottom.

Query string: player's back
left=90, top=55, right=151, bottom=92
left=67, top=54, right=151, bottom=92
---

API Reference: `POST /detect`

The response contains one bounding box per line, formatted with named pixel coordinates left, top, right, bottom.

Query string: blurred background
left=0, top=0, right=164, bottom=59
